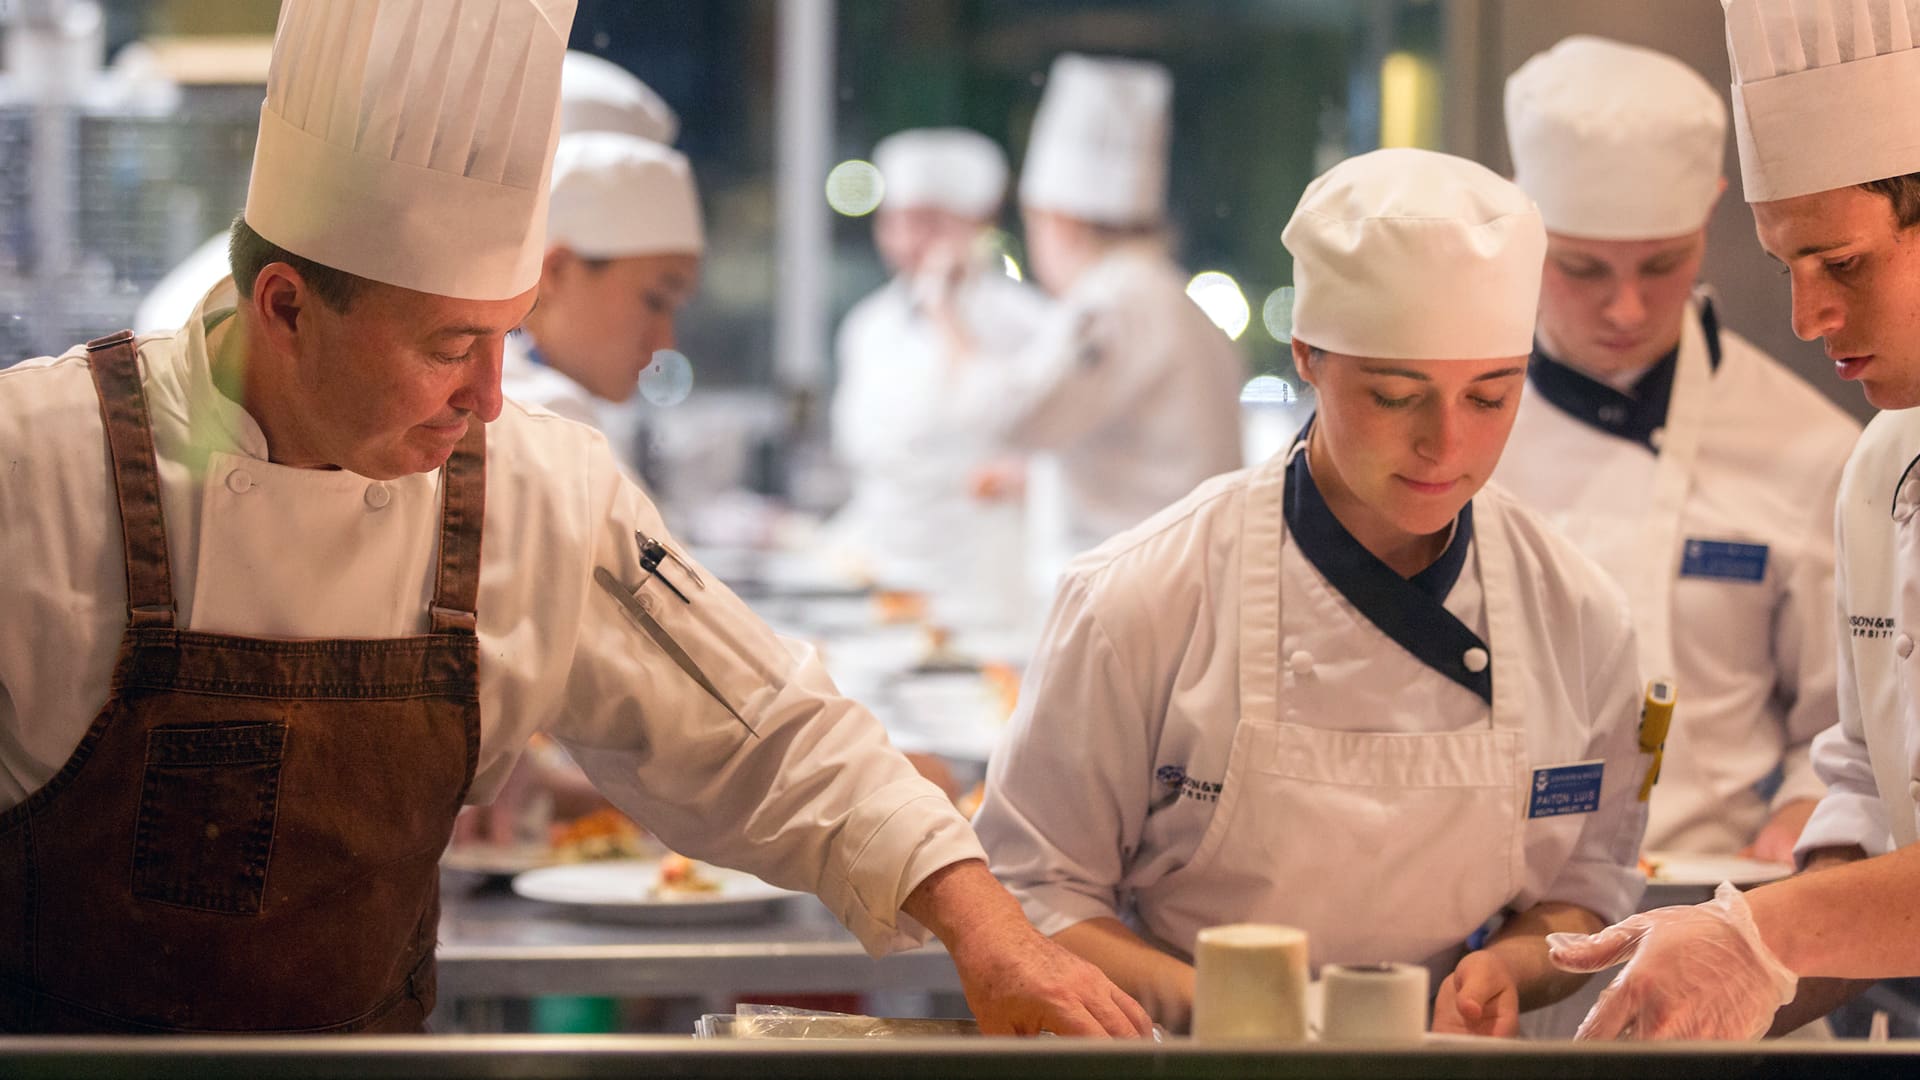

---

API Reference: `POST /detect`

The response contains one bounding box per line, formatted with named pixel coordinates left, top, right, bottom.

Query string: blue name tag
left=1680, top=539, right=1769, bottom=583
left=1529, top=760, right=1604, bottom=819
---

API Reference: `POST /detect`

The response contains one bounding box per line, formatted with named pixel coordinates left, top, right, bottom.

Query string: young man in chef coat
left=1548, top=0, right=1920, bottom=1041
left=0, top=0, right=1149, bottom=1037
left=1494, top=36, right=1860, bottom=862
left=974, top=148, right=1652, bottom=1037
left=827, top=127, right=1050, bottom=629
left=925, top=54, right=1246, bottom=580
left=502, top=54, right=695, bottom=439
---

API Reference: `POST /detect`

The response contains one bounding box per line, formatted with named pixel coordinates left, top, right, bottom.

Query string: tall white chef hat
left=1284, top=148, right=1546, bottom=360
left=873, top=128, right=1008, bottom=220
left=1017, top=53, right=1172, bottom=226
left=243, top=0, right=575, bottom=301
left=560, top=50, right=679, bottom=144
left=1506, top=36, right=1727, bottom=239
left=1723, top=0, right=1920, bottom=201
left=547, top=131, right=704, bottom=258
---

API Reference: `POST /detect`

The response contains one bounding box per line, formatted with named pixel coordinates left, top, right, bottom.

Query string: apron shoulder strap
left=85, top=330, right=176, bottom=629
left=429, top=422, right=486, bottom=634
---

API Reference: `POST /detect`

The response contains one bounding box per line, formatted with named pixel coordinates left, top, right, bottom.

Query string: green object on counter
left=532, top=995, right=620, bottom=1033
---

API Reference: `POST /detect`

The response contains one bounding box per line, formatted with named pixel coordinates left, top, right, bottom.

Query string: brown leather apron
left=0, top=331, right=484, bottom=1033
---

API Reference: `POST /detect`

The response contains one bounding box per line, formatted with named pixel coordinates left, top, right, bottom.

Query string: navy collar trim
left=1284, top=437, right=1492, bottom=706
left=1527, top=300, right=1722, bottom=452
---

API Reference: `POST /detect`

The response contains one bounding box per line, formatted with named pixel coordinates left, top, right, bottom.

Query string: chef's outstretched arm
left=901, top=859, right=1154, bottom=1037
left=1432, top=902, right=1604, bottom=1037
left=1545, top=843, right=1920, bottom=1040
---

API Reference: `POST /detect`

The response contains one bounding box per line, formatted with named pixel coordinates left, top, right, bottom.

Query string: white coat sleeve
left=1766, top=458, right=1847, bottom=812
left=548, top=446, right=987, bottom=954
left=971, top=568, right=1156, bottom=937
left=1536, top=606, right=1651, bottom=926
left=941, top=284, right=1169, bottom=455
left=1795, top=506, right=1894, bottom=861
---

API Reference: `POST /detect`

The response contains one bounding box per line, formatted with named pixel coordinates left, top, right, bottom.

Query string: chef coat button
left=1463, top=647, right=1490, bottom=674
left=225, top=469, right=253, bottom=494
left=1288, top=650, right=1315, bottom=677
left=1649, top=427, right=1666, bottom=450
left=364, top=483, right=391, bottom=510
left=1909, top=779, right=1920, bottom=804
left=1899, top=634, right=1915, bottom=659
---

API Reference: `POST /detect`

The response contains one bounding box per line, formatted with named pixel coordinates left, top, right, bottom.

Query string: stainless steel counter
left=5, top=1034, right=1920, bottom=1080
left=435, top=874, right=962, bottom=1000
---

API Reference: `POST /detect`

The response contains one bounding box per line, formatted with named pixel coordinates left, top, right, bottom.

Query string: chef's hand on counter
left=1432, top=951, right=1520, bottom=1037
left=1548, top=882, right=1798, bottom=1040
left=902, top=859, right=1155, bottom=1037
left=1433, top=902, right=1600, bottom=1037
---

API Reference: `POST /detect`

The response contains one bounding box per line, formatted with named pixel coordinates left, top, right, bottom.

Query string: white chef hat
left=1506, top=36, right=1727, bottom=239
left=1723, top=0, right=1920, bottom=201
left=560, top=50, right=679, bottom=144
left=243, top=0, right=574, bottom=301
left=873, top=128, right=1008, bottom=220
left=1017, top=53, right=1172, bottom=226
left=1284, top=148, right=1545, bottom=361
left=547, top=131, right=704, bottom=258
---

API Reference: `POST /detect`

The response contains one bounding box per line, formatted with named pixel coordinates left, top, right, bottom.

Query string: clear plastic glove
left=1547, top=882, right=1798, bottom=1040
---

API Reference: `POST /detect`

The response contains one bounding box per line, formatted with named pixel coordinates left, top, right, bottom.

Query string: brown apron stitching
left=429, top=424, right=485, bottom=634
left=83, top=331, right=175, bottom=630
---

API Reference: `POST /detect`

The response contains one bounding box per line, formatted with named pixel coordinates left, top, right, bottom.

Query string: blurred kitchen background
left=0, top=0, right=1835, bottom=522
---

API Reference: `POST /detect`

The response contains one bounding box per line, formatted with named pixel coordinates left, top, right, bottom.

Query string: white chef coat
left=501, top=331, right=603, bottom=428
left=0, top=282, right=985, bottom=955
left=943, top=243, right=1246, bottom=571
left=1496, top=298, right=1859, bottom=854
left=974, top=443, right=1650, bottom=976
left=828, top=271, right=1051, bottom=625
left=1798, top=406, right=1920, bottom=859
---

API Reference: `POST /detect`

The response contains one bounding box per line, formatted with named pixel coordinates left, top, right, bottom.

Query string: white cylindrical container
left=1319, top=962, right=1429, bottom=1043
left=1190, top=923, right=1310, bottom=1042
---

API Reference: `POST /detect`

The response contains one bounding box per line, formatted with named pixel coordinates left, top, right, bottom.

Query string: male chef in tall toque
left=0, top=0, right=1149, bottom=1037
left=1549, top=0, right=1920, bottom=1040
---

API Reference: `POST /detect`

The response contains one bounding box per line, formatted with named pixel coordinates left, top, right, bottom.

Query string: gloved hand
left=1546, top=882, right=1798, bottom=1040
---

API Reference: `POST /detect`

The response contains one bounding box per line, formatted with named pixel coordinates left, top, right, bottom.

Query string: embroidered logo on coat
left=1850, top=614, right=1896, bottom=641
left=1155, top=764, right=1223, bottom=803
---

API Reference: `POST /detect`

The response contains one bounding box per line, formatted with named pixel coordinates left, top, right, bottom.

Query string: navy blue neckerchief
left=1527, top=299, right=1724, bottom=452
left=1284, top=434, right=1492, bottom=706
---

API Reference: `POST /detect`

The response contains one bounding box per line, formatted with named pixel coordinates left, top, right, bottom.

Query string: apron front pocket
left=132, top=722, right=287, bottom=915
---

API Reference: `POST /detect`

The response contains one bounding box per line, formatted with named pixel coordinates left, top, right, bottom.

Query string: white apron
left=1133, top=446, right=1531, bottom=979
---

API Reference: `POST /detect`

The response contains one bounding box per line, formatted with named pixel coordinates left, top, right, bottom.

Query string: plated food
left=512, top=857, right=797, bottom=924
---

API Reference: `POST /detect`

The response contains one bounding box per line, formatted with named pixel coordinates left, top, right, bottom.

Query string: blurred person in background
left=928, top=54, right=1245, bottom=584
left=1495, top=36, right=1858, bottom=864
left=502, top=51, right=697, bottom=440
left=827, top=127, right=1050, bottom=630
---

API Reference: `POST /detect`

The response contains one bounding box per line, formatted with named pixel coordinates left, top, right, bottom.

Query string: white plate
left=511, top=858, right=798, bottom=925
left=1644, top=851, right=1790, bottom=887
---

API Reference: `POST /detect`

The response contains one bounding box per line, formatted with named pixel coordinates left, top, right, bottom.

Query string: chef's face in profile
left=261, top=269, right=536, bottom=480
left=533, top=250, right=700, bottom=401
left=1754, top=181, right=1920, bottom=409
left=1536, top=229, right=1707, bottom=379
left=873, top=205, right=983, bottom=279
left=1295, top=342, right=1527, bottom=540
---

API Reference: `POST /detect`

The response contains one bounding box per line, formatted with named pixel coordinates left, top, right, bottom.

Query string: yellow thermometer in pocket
left=1637, top=677, right=1676, bottom=802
